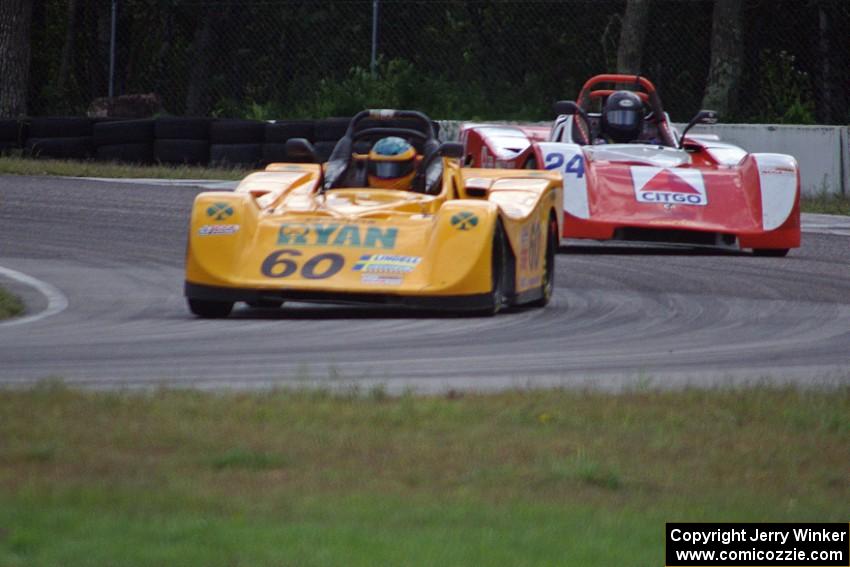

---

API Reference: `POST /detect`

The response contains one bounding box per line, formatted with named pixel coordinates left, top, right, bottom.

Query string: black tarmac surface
left=1, top=175, right=848, bottom=391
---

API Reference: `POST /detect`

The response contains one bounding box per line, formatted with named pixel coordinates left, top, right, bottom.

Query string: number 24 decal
left=544, top=152, right=584, bottom=178
left=261, top=249, right=344, bottom=280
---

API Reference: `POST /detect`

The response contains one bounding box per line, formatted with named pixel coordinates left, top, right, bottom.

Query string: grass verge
left=0, top=286, right=24, bottom=320
left=801, top=192, right=850, bottom=216
left=0, top=383, right=847, bottom=566
left=0, top=156, right=248, bottom=181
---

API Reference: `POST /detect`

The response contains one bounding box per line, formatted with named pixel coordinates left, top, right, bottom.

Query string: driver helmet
left=601, top=90, right=643, bottom=143
left=368, top=137, right=417, bottom=190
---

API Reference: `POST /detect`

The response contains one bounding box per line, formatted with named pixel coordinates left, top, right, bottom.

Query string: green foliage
left=279, top=58, right=553, bottom=120
left=0, top=286, right=24, bottom=320
left=750, top=50, right=816, bottom=124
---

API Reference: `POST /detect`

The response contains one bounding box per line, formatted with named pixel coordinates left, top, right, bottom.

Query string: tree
left=701, top=0, right=743, bottom=118
left=0, top=0, right=34, bottom=117
left=616, top=0, right=650, bottom=75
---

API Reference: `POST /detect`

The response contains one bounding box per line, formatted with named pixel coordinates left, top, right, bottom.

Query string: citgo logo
left=631, top=167, right=707, bottom=206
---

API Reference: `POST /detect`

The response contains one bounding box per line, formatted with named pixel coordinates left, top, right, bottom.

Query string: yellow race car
left=184, top=109, right=563, bottom=317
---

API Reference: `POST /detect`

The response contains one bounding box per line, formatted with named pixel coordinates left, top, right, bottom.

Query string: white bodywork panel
left=584, top=144, right=692, bottom=168
left=537, top=142, right=589, bottom=219
left=754, top=153, right=799, bottom=231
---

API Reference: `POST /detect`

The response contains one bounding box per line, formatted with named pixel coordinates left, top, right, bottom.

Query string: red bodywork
left=461, top=74, right=801, bottom=254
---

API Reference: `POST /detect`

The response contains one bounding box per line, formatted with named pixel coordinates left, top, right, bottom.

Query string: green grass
left=0, top=156, right=248, bottom=180
left=0, top=383, right=847, bottom=566
left=0, top=286, right=24, bottom=320
left=801, top=192, right=850, bottom=216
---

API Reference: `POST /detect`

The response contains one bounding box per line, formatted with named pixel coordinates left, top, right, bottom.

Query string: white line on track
left=0, top=265, right=69, bottom=328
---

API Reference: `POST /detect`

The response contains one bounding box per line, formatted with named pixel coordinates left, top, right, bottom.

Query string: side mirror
left=553, top=100, right=581, bottom=117
left=285, top=138, right=318, bottom=163
left=553, top=100, right=591, bottom=145
left=437, top=141, right=464, bottom=159
left=679, top=110, right=718, bottom=148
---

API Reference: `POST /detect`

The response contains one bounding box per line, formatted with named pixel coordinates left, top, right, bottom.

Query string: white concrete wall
left=440, top=120, right=848, bottom=196
left=681, top=124, right=848, bottom=196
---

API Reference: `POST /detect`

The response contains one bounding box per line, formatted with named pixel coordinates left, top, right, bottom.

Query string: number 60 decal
left=261, top=249, right=345, bottom=280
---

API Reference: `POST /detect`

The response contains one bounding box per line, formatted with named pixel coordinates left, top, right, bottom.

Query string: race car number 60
left=261, top=249, right=344, bottom=280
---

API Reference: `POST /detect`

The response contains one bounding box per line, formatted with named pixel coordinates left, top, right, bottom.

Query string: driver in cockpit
left=367, top=137, right=421, bottom=190
left=595, top=90, right=645, bottom=144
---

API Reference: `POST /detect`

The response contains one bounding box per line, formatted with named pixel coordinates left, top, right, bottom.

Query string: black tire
left=314, top=117, right=350, bottom=142
left=188, top=299, right=233, bottom=318
left=529, top=214, right=558, bottom=307
left=313, top=141, right=337, bottom=162
left=0, top=119, right=25, bottom=143
left=524, top=156, right=539, bottom=169
left=25, top=137, right=92, bottom=159
left=209, top=143, right=263, bottom=167
left=93, top=119, right=154, bottom=146
left=478, top=221, right=509, bottom=316
left=154, top=117, right=211, bottom=140
left=28, top=117, right=92, bottom=138
left=210, top=119, right=265, bottom=144
left=95, top=143, right=153, bottom=163
left=154, top=139, right=209, bottom=165
left=266, top=120, right=315, bottom=143
left=262, top=143, right=289, bottom=164
left=753, top=248, right=790, bottom=257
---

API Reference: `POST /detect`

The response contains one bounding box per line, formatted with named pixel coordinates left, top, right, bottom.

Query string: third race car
left=462, top=74, right=800, bottom=256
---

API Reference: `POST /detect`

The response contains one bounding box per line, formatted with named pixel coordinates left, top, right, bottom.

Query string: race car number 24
left=261, top=249, right=344, bottom=280
left=544, top=152, right=584, bottom=178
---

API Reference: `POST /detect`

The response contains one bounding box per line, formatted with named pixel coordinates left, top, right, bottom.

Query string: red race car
left=462, top=74, right=800, bottom=256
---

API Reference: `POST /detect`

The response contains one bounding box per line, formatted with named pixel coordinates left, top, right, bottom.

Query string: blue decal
left=545, top=152, right=584, bottom=179
left=544, top=152, right=564, bottom=170
left=565, top=154, right=585, bottom=178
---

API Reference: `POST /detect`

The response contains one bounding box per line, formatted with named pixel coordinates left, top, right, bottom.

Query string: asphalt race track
left=1, top=175, right=849, bottom=392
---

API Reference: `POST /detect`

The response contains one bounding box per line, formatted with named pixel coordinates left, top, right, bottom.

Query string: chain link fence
left=28, top=0, right=850, bottom=124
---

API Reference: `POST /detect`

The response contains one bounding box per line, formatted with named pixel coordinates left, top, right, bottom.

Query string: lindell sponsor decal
left=352, top=254, right=421, bottom=273
left=199, top=224, right=240, bottom=235
left=631, top=167, right=707, bottom=206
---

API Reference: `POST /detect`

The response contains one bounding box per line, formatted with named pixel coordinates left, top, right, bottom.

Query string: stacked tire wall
left=0, top=116, right=440, bottom=167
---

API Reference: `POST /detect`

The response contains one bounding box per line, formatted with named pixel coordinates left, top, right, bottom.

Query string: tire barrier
left=154, top=117, right=212, bottom=140
left=154, top=139, right=209, bottom=165
left=265, top=120, right=314, bottom=144
left=209, top=143, right=263, bottom=167
left=26, top=137, right=93, bottom=160
left=95, top=143, right=155, bottom=164
left=3, top=115, right=407, bottom=168
left=208, top=120, right=265, bottom=167
left=0, top=119, right=27, bottom=153
left=23, top=117, right=93, bottom=159
left=92, top=119, right=155, bottom=164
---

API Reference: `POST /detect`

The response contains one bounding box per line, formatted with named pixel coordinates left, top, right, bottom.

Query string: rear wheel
left=188, top=299, right=233, bottom=318
left=753, top=248, right=790, bottom=257
left=529, top=214, right=558, bottom=307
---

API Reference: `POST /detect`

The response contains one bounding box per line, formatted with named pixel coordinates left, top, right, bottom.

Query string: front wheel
left=478, top=222, right=509, bottom=316
left=188, top=298, right=234, bottom=318
left=753, top=248, right=790, bottom=257
left=529, top=215, right=558, bottom=307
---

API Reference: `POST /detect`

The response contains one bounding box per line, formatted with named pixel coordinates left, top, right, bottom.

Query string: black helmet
left=602, top=90, right=643, bottom=143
